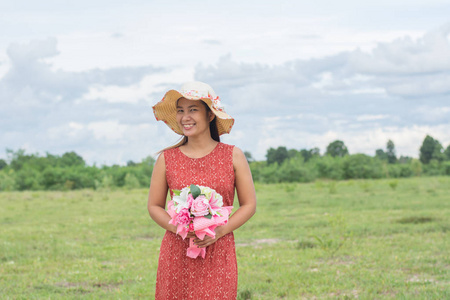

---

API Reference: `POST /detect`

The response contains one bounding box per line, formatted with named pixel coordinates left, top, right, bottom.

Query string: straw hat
left=152, top=81, right=234, bottom=136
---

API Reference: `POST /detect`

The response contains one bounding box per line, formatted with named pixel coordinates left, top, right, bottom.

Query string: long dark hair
left=158, top=100, right=220, bottom=154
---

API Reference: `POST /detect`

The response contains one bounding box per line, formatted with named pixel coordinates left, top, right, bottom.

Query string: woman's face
left=176, top=97, right=214, bottom=138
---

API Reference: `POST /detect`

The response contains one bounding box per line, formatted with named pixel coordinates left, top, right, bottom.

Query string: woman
left=148, top=81, right=257, bottom=299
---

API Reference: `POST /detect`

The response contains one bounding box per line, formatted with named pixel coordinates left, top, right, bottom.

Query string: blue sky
left=1, top=0, right=449, bottom=164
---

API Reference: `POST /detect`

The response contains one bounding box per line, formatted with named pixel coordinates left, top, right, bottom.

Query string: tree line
left=0, top=135, right=449, bottom=191
left=248, top=135, right=450, bottom=183
left=0, top=150, right=155, bottom=191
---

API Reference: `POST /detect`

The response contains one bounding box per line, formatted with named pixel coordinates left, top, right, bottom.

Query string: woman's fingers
left=194, top=236, right=216, bottom=248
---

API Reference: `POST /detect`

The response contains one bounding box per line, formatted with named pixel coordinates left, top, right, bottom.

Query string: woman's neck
left=181, top=136, right=218, bottom=156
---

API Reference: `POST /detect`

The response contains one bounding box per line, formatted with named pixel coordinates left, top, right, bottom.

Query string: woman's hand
left=185, top=231, right=196, bottom=239
left=192, top=226, right=225, bottom=248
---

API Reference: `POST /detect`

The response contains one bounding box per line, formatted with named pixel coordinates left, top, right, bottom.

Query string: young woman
left=148, top=81, right=257, bottom=299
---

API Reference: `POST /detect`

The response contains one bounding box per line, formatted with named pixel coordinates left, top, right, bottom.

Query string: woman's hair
left=157, top=100, right=220, bottom=154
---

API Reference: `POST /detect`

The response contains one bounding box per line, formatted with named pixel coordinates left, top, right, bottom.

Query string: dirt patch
left=396, top=216, right=434, bottom=224
left=54, top=281, right=80, bottom=288
left=328, top=289, right=359, bottom=299
left=236, top=238, right=280, bottom=248
left=406, top=275, right=435, bottom=283
left=54, top=280, right=124, bottom=292
left=135, top=235, right=156, bottom=241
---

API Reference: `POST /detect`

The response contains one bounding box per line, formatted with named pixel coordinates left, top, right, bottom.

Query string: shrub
left=312, top=156, right=344, bottom=180
left=14, top=167, right=42, bottom=190
left=276, top=157, right=316, bottom=183
left=0, top=170, right=15, bottom=191
left=342, top=154, right=383, bottom=179
left=124, top=173, right=140, bottom=189
left=442, top=161, right=450, bottom=175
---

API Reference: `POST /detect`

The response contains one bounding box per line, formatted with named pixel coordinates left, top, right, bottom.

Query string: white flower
left=173, top=186, right=190, bottom=213
left=199, top=185, right=213, bottom=199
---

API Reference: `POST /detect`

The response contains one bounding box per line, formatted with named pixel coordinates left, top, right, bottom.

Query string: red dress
left=155, top=142, right=238, bottom=299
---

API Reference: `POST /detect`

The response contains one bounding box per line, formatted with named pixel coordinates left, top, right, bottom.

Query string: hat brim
left=152, top=90, right=234, bottom=136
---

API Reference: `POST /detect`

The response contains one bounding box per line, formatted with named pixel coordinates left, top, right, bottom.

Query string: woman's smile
left=182, top=123, right=195, bottom=130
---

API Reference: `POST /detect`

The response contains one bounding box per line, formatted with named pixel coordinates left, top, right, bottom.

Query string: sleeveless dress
left=155, top=142, right=238, bottom=299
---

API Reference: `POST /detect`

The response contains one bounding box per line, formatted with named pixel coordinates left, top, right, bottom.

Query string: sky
left=1, top=0, right=450, bottom=165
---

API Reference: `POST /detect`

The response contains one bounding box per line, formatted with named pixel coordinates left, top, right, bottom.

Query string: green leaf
left=172, top=189, right=181, bottom=196
left=190, top=184, right=201, bottom=199
left=204, top=214, right=212, bottom=219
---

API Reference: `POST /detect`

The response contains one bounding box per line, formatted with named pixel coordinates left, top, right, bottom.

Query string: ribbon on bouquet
left=186, top=206, right=233, bottom=259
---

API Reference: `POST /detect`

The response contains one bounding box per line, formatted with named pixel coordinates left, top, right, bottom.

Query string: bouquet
left=167, top=184, right=233, bottom=259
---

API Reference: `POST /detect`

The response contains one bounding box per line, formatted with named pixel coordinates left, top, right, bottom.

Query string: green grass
left=1, top=177, right=449, bottom=299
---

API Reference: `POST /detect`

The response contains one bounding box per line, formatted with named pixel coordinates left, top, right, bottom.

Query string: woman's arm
left=147, top=153, right=177, bottom=234
left=194, top=146, right=257, bottom=247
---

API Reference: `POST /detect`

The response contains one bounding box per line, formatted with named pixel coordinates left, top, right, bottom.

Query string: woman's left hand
left=193, top=226, right=225, bottom=248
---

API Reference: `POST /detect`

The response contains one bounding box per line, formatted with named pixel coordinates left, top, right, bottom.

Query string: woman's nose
left=181, top=113, right=192, bottom=120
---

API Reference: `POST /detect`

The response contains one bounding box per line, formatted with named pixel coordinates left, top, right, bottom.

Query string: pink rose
left=190, top=195, right=210, bottom=217
left=186, top=194, right=194, bottom=208
left=175, top=208, right=191, bottom=226
left=189, top=223, right=194, bottom=231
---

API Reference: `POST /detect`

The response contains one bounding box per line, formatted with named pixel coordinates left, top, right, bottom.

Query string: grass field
left=1, top=177, right=449, bottom=299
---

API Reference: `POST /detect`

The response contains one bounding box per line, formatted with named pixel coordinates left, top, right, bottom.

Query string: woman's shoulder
left=216, top=142, right=236, bottom=157
left=216, top=143, right=244, bottom=162
left=218, top=142, right=235, bottom=150
left=159, top=147, right=179, bottom=166
left=231, top=145, right=245, bottom=161
left=162, top=146, right=179, bottom=156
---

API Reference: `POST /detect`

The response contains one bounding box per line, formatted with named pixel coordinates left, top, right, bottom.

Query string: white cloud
left=87, top=121, right=128, bottom=141
left=81, top=68, right=194, bottom=104
left=356, top=115, right=389, bottom=121
left=351, top=25, right=450, bottom=74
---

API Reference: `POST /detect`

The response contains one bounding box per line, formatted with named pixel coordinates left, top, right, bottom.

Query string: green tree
left=287, top=149, right=299, bottom=159
left=124, top=173, right=140, bottom=189
left=41, top=167, right=65, bottom=189
left=244, top=151, right=253, bottom=163
left=375, top=149, right=387, bottom=161
left=419, top=135, right=444, bottom=164
left=411, top=159, right=422, bottom=176
left=276, top=156, right=316, bottom=183
left=445, top=145, right=450, bottom=161
left=127, top=160, right=137, bottom=166
left=141, top=155, right=156, bottom=166
left=7, top=149, right=49, bottom=172
left=325, top=140, right=349, bottom=157
left=313, top=155, right=345, bottom=180
left=0, top=159, right=7, bottom=170
left=300, top=148, right=320, bottom=162
left=266, top=147, right=289, bottom=165
left=342, top=154, right=383, bottom=179
left=60, top=151, right=85, bottom=167
left=310, top=147, right=320, bottom=157
left=398, top=156, right=412, bottom=164
left=0, top=171, right=15, bottom=191
left=14, top=167, right=42, bottom=190
left=139, top=156, right=155, bottom=186
left=386, top=140, right=397, bottom=164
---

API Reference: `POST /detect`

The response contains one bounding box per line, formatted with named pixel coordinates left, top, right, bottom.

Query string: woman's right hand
left=185, top=231, right=196, bottom=239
